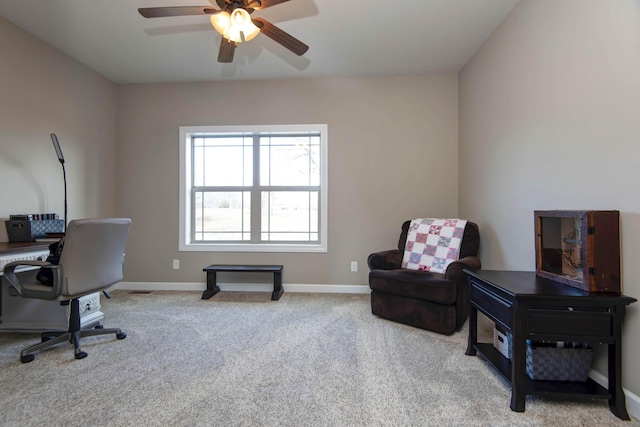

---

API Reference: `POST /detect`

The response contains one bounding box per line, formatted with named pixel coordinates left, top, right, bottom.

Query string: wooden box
left=535, top=210, right=621, bottom=293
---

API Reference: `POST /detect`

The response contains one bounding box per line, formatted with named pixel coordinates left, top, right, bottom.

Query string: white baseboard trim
left=113, top=281, right=371, bottom=294
left=590, top=369, right=640, bottom=420
left=281, top=283, right=370, bottom=294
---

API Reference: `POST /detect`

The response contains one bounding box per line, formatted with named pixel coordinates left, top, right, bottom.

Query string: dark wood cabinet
left=535, top=210, right=620, bottom=293
left=464, top=269, right=636, bottom=420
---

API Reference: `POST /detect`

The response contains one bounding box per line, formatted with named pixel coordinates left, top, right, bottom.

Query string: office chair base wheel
left=21, top=354, right=35, bottom=363
left=75, top=350, right=88, bottom=360
left=94, top=325, right=104, bottom=329
left=116, top=332, right=127, bottom=340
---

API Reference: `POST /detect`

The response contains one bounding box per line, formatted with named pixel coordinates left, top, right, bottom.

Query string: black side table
left=464, top=269, right=636, bottom=420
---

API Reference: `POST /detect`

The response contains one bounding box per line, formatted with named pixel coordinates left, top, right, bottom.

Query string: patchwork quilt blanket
left=401, top=218, right=468, bottom=274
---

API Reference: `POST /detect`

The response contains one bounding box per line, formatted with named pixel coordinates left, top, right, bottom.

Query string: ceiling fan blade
left=252, top=0, right=290, bottom=10
left=218, top=38, right=236, bottom=63
left=138, top=6, right=219, bottom=18
left=252, top=18, right=308, bottom=56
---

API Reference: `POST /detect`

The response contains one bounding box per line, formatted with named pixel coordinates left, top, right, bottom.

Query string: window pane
left=244, top=145, right=252, bottom=186
left=203, top=146, right=249, bottom=186
left=193, top=144, right=204, bottom=186
left=260, top=136, right=320, bottom=186
left=194, top=191, right=250, bottom=241
left=261, top=191, right=318, bottom=241
left=193, top=137, right=252, bottom=187
left=203, top=136, right=246, bottom=146
left=309, top=142, right=320, bottom=186
left=263, top=233, right=315, bottom=241
left=309, top=193, right=318, bottom=232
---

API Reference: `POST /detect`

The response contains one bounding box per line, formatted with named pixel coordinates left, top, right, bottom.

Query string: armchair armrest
left=367, top=249, right=403, bottom=270
left=3, top=261, right=62, bottom=300
left=445, top=256, right=482, bottom=283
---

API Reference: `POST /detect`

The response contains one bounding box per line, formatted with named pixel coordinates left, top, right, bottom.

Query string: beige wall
left=116, top=75, right=459, bottom=285
left=0, top=17, right=118, bottom=231
left=459, top=0, right=640, bottom=399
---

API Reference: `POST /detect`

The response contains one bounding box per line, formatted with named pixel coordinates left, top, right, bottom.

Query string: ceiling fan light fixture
left=140, top=2, right=307, bottom=62
left=211, top=8, right=260, bottom=43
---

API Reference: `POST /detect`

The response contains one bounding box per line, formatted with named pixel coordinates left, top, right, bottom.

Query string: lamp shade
left=231, top=8, right=260, bottom=42
left=211, top=12, right=231, bottom=38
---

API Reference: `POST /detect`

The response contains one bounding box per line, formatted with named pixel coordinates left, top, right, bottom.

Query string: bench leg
left=271, top=271, right=284, bottom=301
left=202, top=271, right=221, bottom=300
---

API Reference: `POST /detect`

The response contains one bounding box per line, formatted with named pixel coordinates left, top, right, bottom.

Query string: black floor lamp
left=50, top=133, right=67, bottom=233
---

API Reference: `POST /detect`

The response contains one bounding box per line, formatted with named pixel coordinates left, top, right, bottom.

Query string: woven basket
left=5, top=220, right=64, bottom=242
left=526, top=343, right=593, bottom=382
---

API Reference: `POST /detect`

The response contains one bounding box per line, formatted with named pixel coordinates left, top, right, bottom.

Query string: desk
left=0, top=241, right=103, bottom=331
left=464, top=270, right=636, bottom=420
left=0, top=242, right=51, bottom=271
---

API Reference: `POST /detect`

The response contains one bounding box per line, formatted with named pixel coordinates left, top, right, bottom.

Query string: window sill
left=179, top=242, right=327, bottom=253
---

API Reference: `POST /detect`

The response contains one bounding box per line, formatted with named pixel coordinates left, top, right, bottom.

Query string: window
left=179, top=125, right=328, bottom=252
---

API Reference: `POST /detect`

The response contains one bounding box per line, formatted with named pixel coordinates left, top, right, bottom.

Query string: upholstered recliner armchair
left=368, top=219, right=480, bottom=335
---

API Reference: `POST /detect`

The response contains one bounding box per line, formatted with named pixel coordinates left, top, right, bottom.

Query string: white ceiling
left=0, top=0, right=520, bottom=84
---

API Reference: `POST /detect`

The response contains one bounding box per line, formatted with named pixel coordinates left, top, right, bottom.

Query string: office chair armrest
left=3, top=261, right=62, bottom=300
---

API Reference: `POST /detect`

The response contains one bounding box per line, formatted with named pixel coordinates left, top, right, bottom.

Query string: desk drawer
left=528, top=308, right=612, bottom=340
left=470, top=280, right=512, bottom=327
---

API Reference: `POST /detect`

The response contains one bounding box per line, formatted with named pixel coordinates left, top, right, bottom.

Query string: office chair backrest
left=58, top=218, right=131, bottom=297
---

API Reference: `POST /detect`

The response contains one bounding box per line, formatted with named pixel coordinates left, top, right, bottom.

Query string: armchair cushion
left=369, top=269, right=457, bottom=305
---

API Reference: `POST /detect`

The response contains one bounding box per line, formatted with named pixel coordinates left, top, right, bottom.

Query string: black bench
left=202, top=264, right=284, bottom=301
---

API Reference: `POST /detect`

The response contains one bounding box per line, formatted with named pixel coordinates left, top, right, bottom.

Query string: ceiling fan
left=138, top=0, right=309, bottom=63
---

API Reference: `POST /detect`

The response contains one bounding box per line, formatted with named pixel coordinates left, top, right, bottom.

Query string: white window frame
left=179, top=124, right=328, bottom=253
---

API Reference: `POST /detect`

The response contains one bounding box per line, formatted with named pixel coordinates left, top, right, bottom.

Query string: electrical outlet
left=172, top=259, right=180, bottom=269
left=350, top=261, right=358, bottom=272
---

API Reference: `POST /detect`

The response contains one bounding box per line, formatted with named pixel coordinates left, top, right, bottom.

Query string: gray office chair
left=3, top=218, right=131, bottom=363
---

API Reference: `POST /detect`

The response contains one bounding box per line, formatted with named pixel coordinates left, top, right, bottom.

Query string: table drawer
left=528, top=308, right=612, bottom=339
left=470, top=280, right=512, bottom=327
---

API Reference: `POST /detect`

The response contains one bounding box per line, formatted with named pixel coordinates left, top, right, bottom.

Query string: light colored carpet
left=0, top=291, right=636, bottom=427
